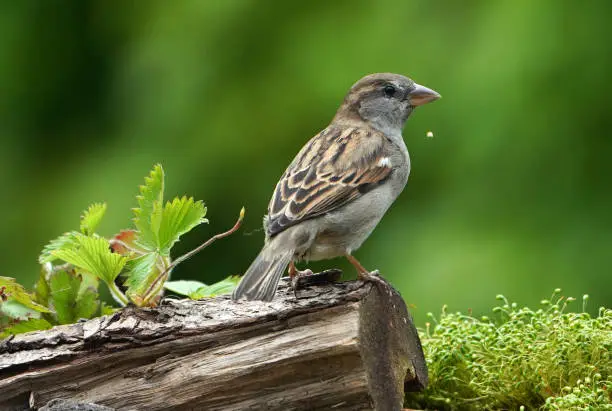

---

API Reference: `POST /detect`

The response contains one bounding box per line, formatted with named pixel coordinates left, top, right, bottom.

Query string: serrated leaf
left=164, top=280, right=207, bottom=297
left=0, top=276, right=51, bottom=313
left=39, top=231, right=80, bottom=264
left=80, top=203, right=107, bottom=235
left=124, top=252, right=161, bottom=306
left=48, top=270, right=100, bottom=324
left=75, top=286, right=99, bottom=320
left=157, top=196, right=208, bottom=255
left=49, top=270, right=81, bottom=324
left=0, top=300, right=42, bottom=321
left=110, top=229, right=141, bottom=255
left=0, top=318, right=53, bottom=338
left=191, top=275, right=241, bottom=299
left=51, top=234, right=127, bottom=285
left=133, top=164, right=165, bottom=251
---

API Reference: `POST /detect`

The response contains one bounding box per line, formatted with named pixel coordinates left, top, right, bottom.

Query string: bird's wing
left=265, top=125, right=393, bottom=237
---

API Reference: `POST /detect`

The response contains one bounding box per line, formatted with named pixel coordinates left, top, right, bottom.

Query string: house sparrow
left=232, top=73, right=440, bottom=301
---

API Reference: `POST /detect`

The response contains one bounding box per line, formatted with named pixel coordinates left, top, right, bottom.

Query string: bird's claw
left=290, top=268, right=314, bottom=298
left=358, top=269, right=385, bottom=285
left=291, top=275, right=300, bottom=298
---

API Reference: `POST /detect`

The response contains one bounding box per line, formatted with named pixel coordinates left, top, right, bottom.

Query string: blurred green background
left=1, top=0, right=610, bottom=323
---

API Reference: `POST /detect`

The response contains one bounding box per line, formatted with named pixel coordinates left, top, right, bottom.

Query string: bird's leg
left=345, top=254, right=369, bottom=275
left=288, top=261, right=314, bottom=278
left=288, top=260, right=297, bottom=278
left=345, top=254, right=384, bottom=284
left=288, top=261, right=313, bottom=297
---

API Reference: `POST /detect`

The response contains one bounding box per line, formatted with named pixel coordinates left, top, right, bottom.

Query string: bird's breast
left=387, top=136, right=410, bottom=199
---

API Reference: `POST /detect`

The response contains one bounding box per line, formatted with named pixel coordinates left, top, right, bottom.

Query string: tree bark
left=0, top=273, right=427, bottom=411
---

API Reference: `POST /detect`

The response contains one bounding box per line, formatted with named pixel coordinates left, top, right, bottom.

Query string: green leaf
left=133, top=164, right=165, bottom=251
left=51, top=234, right=127, bottom=285
left=80, top=203, right=107, bottom=235
left=130, top=165, right=207, bottom=258
left=100, top=302, right=117, bottom=316
left=49, top=270, right=100, bottom=324
left=34, top=268, right=51, bottom=307
left=0, top=300, right=42, bottom=321
left=164, top=280, right=207, bottom=297
left=0, top=318, right=53, bottom=338
left=78, top=271, right=100, bottom=296
left=124, top=252, right=161, bottom=306
left=75, top=285, right=99, bottom=320
left=49, top=271, right=81, bottom=324
left=157, top=196, right=208, bottom=255
left=191, top=275, right=241, bottom=299
left=0, top=276, right=51, bottom=313
left=39, top=231, right=80, bottom=264
left=164, top=277, right=240, bottom=300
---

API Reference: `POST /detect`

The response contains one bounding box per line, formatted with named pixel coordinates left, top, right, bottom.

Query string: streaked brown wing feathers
left=266, top=126, right=392, bottom=237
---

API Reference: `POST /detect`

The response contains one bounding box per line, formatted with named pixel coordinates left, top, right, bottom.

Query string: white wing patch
left=377, top=157, right=391, bottom=167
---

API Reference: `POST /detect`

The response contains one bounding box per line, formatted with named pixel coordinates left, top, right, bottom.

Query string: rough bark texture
left=0, top=274, right=427, bottom=411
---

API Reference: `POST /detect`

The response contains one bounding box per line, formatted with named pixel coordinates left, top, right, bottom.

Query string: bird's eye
left=383, top=85, right=397, bottom=98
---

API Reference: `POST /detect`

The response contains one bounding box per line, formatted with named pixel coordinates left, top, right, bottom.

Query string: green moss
left=405, top=290, right=611, bottom=410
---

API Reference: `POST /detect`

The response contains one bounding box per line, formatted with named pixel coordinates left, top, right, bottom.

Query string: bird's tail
left=232, top=245, right=293, bottom=301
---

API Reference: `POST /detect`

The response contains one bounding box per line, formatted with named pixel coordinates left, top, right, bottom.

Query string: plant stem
left=141, top=256, right=170, bottom=307
left=169, top=207, right=245, bottom=271
left=141, top=207, right=245, bottom=304
left=108, top=280, right=129, bottom=307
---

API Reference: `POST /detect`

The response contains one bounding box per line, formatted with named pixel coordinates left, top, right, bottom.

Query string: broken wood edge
left=358, top=278, right=428, bottom=411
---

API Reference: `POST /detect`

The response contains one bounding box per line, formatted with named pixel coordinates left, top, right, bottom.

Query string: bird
left=232, top=73, right=440, bottom=301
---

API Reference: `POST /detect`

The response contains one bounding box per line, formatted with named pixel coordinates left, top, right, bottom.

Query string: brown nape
left=333, top=82, right=381, bottom=123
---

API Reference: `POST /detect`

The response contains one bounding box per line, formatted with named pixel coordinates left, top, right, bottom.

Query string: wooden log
left=0, top=272, right=427, bottom=411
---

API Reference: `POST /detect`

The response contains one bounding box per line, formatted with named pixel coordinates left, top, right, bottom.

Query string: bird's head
left=334, top=73, right=440, bottom=134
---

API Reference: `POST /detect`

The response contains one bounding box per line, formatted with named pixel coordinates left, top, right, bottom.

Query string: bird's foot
left=357, top=269, right=386, bottom=286
left=290, top=268, right=314, bottom=298
left=288, top=268, right=343, bottom=299
left=357, top=270, right=394, bottom=296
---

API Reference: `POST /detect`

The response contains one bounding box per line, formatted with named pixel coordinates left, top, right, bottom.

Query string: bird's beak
left=408, top=84, right=441, bottom=106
